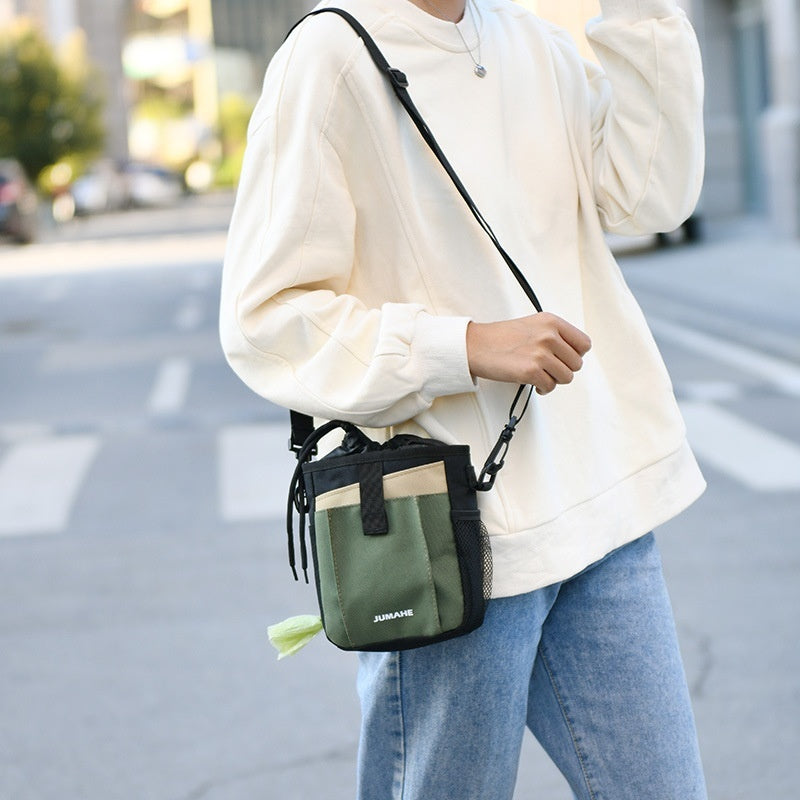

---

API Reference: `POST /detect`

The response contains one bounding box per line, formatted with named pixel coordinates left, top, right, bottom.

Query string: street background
left=1, top=197, right=798, bottom=799
left=2, top=0, right=800, bottom=797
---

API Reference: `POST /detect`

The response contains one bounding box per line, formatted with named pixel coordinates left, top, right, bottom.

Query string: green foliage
left=214, top=92, right=254, bottom=187
left=218, top=92, right=252, bottom=150
left=133, top=94, right=190, bottom=121
left=214, top=146, right=245, bottom=188
left=0, top=20, right=105, bottom=182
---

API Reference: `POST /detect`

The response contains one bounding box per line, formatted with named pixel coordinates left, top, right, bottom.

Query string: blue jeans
left=356, top=533, right=707, bottom=800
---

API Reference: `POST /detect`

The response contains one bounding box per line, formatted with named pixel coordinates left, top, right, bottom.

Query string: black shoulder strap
left=287, top=8, right=540, bottom=488
left=288, top=8, right=543, bottom=312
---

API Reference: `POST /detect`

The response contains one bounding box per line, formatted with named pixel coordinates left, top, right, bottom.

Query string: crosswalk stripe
left=218, top=424, right=296, bottom=522
left=148, top=358, right=192, bottom=415
left=680, top=401, right=800, bottom=491
left=174, top=299, right=204, bottom=331
left=677, top=381, right=743, bottom=403
left=0, top=423, right=53, bottom=444
left=649, top=316, right=800, bottom=396
left=0, top=406, right=793, bottom=541
left=0, top=435, right=101, bottom=536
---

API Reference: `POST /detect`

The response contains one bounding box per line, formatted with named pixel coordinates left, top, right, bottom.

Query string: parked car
left=67, top=160, right=186, bottom=217
left=70, top=159, right=130, bottom=216
left=0, top=159, right=38, bottom=243
left=123, top=162, right=184, bottom=207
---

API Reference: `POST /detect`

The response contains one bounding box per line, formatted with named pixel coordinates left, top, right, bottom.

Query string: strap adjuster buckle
left=388, top=68, right=408, bottom=88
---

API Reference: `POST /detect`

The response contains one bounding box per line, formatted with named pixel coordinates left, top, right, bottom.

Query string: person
left=219, top=0, right=708, bottom=797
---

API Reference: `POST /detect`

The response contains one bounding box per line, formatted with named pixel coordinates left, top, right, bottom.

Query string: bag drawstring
left=286, top=419, right=359, bottom=582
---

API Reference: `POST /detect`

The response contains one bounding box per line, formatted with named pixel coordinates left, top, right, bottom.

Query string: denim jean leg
left=525, top=533, right=708, bottom=800
left=356, top=651, right=406, bottom=799
left=356, top=585, right=559, bottom=800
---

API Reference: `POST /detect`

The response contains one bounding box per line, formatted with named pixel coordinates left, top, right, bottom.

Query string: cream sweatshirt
left=220, top=0, right=707, bottom=597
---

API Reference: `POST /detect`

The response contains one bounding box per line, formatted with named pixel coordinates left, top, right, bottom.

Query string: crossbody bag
left=275, top=8, right=544, bottom=654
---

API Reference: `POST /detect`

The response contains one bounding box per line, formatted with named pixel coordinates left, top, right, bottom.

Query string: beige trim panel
left=314, top=460, right=448, bottom=510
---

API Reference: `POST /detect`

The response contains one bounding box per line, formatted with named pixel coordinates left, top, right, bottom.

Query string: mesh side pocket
left=478, top=521, right=493, bottom=601
left=452, top=515, right=493, bottom=629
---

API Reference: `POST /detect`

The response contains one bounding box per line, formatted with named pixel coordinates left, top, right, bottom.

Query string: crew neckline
left=377, top=0, right=485, bottom=52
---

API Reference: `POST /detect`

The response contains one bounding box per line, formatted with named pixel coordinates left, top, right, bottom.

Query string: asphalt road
left=0, top=200, right=798, bottom=799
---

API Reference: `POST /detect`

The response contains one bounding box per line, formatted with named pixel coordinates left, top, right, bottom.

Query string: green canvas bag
left=287, top=422, right=495, bottom=651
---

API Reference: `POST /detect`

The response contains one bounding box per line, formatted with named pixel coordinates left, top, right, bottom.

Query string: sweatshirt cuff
left=597, top=0, right=679, bottom=21
left=414, top=313, right=477, bottom=399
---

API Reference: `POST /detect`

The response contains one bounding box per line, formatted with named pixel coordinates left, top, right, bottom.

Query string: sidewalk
left=0, top=191, right=234, bottom=278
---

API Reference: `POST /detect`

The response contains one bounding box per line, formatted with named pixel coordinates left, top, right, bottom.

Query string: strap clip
left=475, top=417, right=518, bottom=491
left=474, top=385, right=533, bottom=492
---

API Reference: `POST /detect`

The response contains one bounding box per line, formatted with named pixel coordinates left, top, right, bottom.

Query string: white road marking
left=678, top=381, right=743, bottom=403
left=147, top=358, right=192, bottom=415
left=189, top=272, right=214, bottom=291
left=0, top=423, right=53, bottom=444
left=649, top=316, right=800, bottom=396
left=680, top=401, right=800, bottom=491
left=218, top=424, right=296, bottom=522
left=0, top=232, right=227, bottom=278
left=0, top=435, right=100, bottom=536
left=40, top=331, right=217, bottom=372
left=175, top=298, right=204, bottom=331
left=41, top=279, right=69, bottom=303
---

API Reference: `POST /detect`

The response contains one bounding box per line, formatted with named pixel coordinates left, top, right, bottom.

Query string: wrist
left=465, top=320, right=487, bottom=380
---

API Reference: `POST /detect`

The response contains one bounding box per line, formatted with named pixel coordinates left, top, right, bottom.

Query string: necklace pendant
left=474, top=64, right=487, bottom=78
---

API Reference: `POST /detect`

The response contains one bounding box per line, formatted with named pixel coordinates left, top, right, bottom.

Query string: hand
left=466, top=313, right=592, bottom=395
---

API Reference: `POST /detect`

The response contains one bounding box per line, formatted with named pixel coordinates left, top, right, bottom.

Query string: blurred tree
left=215, top=92, right=253, bottom=187
left=0, top=20, right=105, bottom=182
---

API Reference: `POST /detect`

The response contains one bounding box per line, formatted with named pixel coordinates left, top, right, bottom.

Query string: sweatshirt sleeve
left=219, top=20, right=476, bottom=427
left=582, top=0, right=705, bottom=235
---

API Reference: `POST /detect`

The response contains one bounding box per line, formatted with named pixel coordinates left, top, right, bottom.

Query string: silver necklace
left=423, top=0, right=487, bottom=78
left=453, top=0, right=486, bottom=78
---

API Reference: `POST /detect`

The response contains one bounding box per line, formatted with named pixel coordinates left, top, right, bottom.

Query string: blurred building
left=0, top=0, right=76, bottom=41
left=695, top=0, right=800, bottom=237
left=1, top=0, right=313, bottom=166
left=211, top=0, right=315, bottom=100
left=2, top=0, right=798, bottom=237
left=527, top=0, right=800, bottom=238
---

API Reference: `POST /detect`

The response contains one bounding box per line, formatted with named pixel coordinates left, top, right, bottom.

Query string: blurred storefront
left=122, top=0, right=218, bottom=177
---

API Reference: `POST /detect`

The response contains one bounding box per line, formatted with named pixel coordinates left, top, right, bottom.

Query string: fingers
left=465, top=313, right=592, bottom=390
left=532, top=357, right=571, bottom=396
left=554, top=317, right=592, bottom=358
left=530, top=314, right=591, bottom=394
left=546, top=329, right=586, bottom=374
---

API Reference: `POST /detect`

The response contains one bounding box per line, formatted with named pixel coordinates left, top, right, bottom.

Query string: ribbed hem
left=487, top=439, right=706, bottom=598
left=414, top=312, right=477, bottom=399
left=596, top=0, right=680, bottom=22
